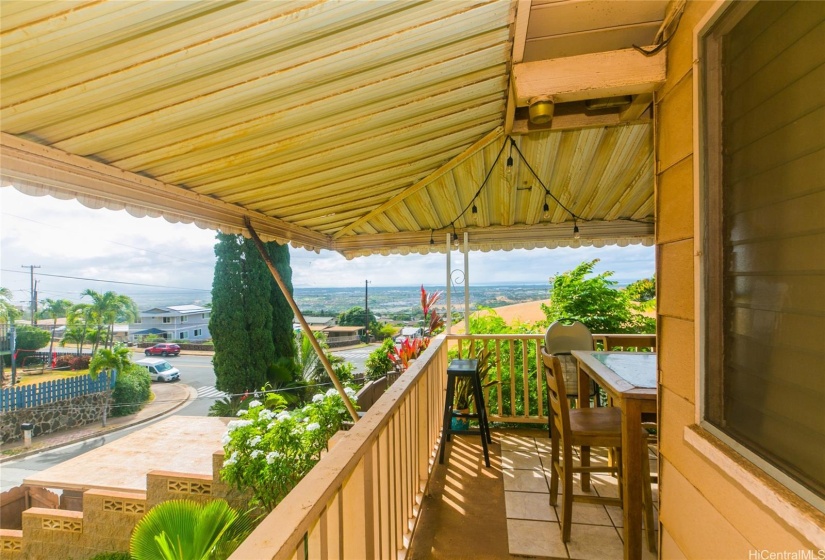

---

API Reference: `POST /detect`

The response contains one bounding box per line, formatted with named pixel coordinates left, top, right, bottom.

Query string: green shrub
left=365, top=338, right=396, bottom=381
left=111, top=367, right=151, bottom=417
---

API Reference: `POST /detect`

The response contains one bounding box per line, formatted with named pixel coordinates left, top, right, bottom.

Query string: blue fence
left=1, top=373, right=116, bottom=413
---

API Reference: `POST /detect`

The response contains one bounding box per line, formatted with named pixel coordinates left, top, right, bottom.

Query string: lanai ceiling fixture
left=0, top=0, right=673, bottom=259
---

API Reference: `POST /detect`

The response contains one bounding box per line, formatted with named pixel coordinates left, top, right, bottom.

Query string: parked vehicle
left=144, top=342, right=181, bottom=357
left=135, top=358, right=181, bottom=383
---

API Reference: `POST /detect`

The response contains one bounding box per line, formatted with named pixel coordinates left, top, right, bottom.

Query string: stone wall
left=0, top=394, right=108, bottom=444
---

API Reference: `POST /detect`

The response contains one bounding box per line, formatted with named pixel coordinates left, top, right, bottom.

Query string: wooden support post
left=244, top=218, right=360, bottom=423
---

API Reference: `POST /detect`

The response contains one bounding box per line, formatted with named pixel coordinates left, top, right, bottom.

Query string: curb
left=0, top=384, right=195, bottom=464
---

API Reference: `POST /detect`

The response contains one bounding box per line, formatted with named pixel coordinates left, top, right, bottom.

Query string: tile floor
left=501, top=434, right=659, bottom=560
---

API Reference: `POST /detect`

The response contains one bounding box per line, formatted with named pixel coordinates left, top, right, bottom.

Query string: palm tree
left=39, top=298, right=73, bottom=365
left=89, top=345, right=132, bottom=427
left=65, top=303, right=93, bottom=355
left=130, top=499, right=251, bottom=560
left=81, top=289, right=139, bottom=350
left=0, top=286, right=22, bottom=324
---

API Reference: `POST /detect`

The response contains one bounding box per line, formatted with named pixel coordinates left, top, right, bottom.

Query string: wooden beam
left=331, top=127, right=503, bottom=239
left=510, top=108, right=651, bottom=135
left=505, top=0, right=532, bottom=135
left=513, top=46, right=666, bottom=105
left=620, top=93, right=653, bottom=122
left=0, top=133, right=331, bottom=249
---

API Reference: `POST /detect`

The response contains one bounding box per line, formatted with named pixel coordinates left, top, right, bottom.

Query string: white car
left=135, top=358, right=181, bottom=382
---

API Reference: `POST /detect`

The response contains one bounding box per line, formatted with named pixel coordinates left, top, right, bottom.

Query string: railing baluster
left=522, top=340, right=529, bottom=418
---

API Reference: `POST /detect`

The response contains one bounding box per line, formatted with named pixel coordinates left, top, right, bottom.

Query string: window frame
left=694, top=0, right=825, bottom=514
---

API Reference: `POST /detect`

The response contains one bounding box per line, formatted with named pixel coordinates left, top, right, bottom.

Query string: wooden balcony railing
left=231, top=335, right=449, bottom=560
left=230, top=331, right=654, bottom=559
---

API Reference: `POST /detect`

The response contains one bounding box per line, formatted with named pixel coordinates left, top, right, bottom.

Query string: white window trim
left=692, top=0, right=825, bottom=532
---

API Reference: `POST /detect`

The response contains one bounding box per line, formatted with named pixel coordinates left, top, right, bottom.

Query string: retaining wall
left=0, top=393, right=109, bottom=444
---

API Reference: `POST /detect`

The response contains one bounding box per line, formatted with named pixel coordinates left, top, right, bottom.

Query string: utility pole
left=364, top=279, right=370, bottom=342
left=21, top=265, right=41, bottom=325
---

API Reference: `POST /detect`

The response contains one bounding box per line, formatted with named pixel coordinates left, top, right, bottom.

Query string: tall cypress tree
left=266, top=241, right=296, bottom=362
left=210, top=234, right=296, bottom=395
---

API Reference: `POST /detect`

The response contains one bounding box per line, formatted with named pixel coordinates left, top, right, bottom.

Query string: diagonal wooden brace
left=244, top=218, right=360, bottom=423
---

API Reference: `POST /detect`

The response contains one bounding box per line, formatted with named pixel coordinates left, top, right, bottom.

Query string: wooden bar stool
left=438, top=359, right=492, bottom=467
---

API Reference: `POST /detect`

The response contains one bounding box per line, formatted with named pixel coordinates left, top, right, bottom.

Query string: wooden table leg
left=577, top=362, right=591, bottom=491
left=622, top=398, right=643, bottom=560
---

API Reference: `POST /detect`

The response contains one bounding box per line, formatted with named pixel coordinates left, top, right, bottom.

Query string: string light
left=542, top=201, right=551, bottom=219
left=573, top=221, right=581, bottom=239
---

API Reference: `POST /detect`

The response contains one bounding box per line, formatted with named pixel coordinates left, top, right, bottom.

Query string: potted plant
left=451, top=348, right=495, bottom=430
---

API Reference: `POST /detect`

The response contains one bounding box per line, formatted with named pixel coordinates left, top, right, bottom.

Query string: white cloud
left=1, top=186, right=655, bottom=306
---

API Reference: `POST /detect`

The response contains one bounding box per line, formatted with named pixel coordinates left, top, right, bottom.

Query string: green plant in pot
left=451, top=348, right=496, bottom=431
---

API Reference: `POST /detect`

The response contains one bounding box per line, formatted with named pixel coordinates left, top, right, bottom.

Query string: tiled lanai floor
left=502, top=434, right=658, bottom=559
left=409, top=429, right=659, bottom=560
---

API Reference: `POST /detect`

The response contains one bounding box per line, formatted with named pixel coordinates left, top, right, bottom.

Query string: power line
left=0, top=268, right=211, bottom=291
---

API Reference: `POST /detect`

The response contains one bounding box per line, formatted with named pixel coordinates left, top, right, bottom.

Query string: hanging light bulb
left=542, top=202, right=551, bottom=219
left=573, top=222, right=581, bottom=239
left=505, top=155, right=514, bottom=176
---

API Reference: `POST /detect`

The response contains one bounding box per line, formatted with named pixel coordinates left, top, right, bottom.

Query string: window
left=134, top=317, right=142, bottom=324
left=162, top=317, right=172, bottom=324
left=202, top=313, right=207, bottom=319
left=178, top=331, right=187, bottom=339
left=193, top=329, right=202, bottom=337
left=699, top=1, right=825, bottom=510
left=181, top=316, right=188, bottom=323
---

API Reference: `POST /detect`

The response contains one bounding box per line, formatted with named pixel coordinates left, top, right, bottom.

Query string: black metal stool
left=439, top=358, right=493, bottom=467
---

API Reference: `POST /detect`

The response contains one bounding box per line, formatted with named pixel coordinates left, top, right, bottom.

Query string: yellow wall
left=656, top=2, right=820, bottom=558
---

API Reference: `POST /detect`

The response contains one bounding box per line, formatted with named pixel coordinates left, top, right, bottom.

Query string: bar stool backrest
left=544, top=320, right=594, bottom=398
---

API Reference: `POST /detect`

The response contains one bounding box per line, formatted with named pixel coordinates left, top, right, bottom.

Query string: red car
left=144, top=343, right=181, bottom=357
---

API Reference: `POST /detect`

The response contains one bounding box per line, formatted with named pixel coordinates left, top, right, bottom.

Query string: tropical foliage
left=81, top=289, right=139, bottom=352
left=420, top=285, right=444, bottom=334
left=89, top=345, right=142, bottom=425
left=130, top=499, right=251, bottom=560
left=541, top=259, right=655, bottom=334
left=365, top=338, right=396, bottom=381
left=220, top=388, right=355, bottom=511
left=0, top=286, right=22, bottom=323
left=210, top=234, right=296, bottom=396
left=337, top=306, right=377, bottom=328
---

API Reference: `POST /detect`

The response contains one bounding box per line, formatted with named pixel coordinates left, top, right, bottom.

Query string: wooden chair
left=542, top=349, right=656, bottom=551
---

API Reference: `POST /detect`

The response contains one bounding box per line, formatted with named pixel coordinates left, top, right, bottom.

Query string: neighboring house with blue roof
left=129, top=305, right=211, bottom=342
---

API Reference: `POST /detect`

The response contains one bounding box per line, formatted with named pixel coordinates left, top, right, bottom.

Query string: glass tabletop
left=592, top=352, right=657, bottom=389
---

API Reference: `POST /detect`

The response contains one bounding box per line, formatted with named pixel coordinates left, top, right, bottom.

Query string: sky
left=0, top=186, right=655, bottom=308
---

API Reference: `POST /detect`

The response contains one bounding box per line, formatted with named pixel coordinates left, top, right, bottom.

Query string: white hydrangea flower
left=306, top=422, right=320, bottom=432
left=265, top=451, right=282, bottom=464
left=236, top=409, right=247, bottom=417
left=248, top=435, right=262, bottom=447
left=267, top=421, right=275, bottom=430
left=250, top=450, right=262, bottom=459
left=326, top=388, right=338, bottom=398
left=344, top=387, right=356, bottom=397
left=226, top=419, right=253, bottom=432
left=223, top=451, right=238, bottom=467
left=276, top=411, right=291, bottom=421
left=312, top=394, right=324, bottom=403
left=258, top=409, right=275, bottom=421
left=221, top=433, right=231, bottom=446
left=248, top=400, right=262, bottom=408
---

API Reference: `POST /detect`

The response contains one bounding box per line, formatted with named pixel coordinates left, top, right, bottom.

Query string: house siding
left=656, top=1, right=820, bottom=557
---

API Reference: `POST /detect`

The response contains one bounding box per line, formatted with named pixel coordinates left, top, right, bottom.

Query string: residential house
left=0, top=2, right=821, bottom=558
left=130, top=305, right=211, bottom=342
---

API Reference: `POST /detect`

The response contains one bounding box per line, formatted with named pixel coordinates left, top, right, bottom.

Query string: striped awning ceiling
left=0, top=0, right=670, bottom=258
